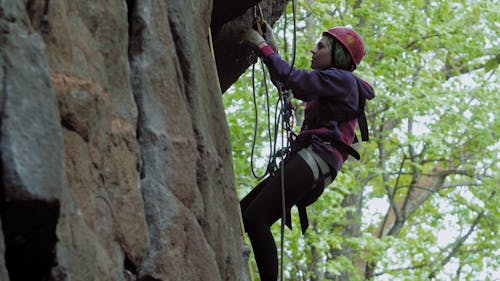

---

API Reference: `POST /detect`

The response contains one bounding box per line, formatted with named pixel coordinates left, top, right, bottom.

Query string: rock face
left=0, top=0, right=286, bottom=280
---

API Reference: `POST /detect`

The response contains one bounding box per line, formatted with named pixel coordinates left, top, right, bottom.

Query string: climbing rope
left=285, top=0, right=298, bottom=84
left=278, top=85, right=289, bottom=281
left=248, top=2, right=298, bottom=281
left=279, top=1, right=297, bottom=280
left=249, top=1, right=297, bottom=180
left=249, top=59, right=276, bottom=180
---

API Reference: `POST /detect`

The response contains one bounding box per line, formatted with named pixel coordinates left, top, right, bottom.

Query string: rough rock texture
left=212, top=0, right=287, bottom=92
left=0, top=0, right=286, bottom=280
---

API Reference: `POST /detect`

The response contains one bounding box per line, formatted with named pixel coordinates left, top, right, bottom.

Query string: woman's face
left=311, top=36, right=332, bottom=70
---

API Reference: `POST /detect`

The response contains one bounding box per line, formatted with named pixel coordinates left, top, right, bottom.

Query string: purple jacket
left=261, top=47, right=375, bottom=172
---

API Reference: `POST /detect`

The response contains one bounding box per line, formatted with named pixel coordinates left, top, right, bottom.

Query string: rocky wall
left=0, top=0, right=286, bottom=280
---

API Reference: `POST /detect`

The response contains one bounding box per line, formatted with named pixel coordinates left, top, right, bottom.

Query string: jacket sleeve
left=262, top=52, right=358, bottom=103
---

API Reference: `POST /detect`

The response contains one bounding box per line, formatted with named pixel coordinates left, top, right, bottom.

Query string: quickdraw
left=253, top=4, right=268, bottom=38
left=247, top=5, right=270, bottom=65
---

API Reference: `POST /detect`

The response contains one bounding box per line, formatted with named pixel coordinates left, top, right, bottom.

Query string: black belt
left=293, top=135, right=360, bottom=160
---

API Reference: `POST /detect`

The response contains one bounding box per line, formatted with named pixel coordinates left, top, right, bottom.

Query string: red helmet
left=323, top=27, right=366, bottom=68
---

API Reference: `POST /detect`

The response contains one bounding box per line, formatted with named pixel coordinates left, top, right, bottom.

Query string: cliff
left=0, top=0, right=286, bottom=280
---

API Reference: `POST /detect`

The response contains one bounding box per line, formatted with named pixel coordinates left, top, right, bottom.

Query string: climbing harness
left=297, top=146, right=332, bottom=187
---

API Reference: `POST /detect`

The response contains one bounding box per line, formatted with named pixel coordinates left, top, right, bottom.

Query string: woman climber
left=240, top=24, right=375, bottom=281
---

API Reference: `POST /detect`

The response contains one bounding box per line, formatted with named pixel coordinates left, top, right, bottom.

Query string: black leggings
left=240, top=154, right=316, bottom=281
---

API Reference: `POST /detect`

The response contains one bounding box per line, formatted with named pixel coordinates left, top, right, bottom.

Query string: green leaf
left=484, top=54, right=500, bottom=73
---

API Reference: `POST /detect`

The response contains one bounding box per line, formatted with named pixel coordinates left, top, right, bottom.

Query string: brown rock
left=0, top=0, right=287, bottom=280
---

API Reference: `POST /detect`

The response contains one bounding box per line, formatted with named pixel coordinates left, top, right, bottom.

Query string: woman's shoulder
left=315, top=67, right=357, bottom=87
left=322, top=67, right=356, bottom=78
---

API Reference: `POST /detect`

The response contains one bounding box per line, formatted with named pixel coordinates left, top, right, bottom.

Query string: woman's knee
left=242, top=208, right=268, bottom=233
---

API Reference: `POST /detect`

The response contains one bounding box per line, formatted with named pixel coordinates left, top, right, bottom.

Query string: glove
left=242, top=29, right=266, bottom=48
left=264, top=22, right=279, bottom=52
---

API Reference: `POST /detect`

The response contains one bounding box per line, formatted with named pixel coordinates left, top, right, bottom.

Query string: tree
left=224, top=0, right=499, bottom=280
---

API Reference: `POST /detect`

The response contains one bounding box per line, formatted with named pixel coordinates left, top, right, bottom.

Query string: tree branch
left=442, top=61, right=487, bottom=80
left=428, top=190, right=496, bottom=279
left=373, top=263, right=430, bottom=277
left=441, top=182, right=480, bottom=189
left=405, top=33, right=441, bottom=50
left=428, top=210, right=484, bottom=279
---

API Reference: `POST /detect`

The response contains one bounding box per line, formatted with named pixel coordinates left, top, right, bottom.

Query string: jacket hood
left=356, top=76, right=375, bottom=100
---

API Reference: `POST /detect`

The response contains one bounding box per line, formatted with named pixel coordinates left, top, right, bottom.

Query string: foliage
left=223, top=0, right=499, bottom=280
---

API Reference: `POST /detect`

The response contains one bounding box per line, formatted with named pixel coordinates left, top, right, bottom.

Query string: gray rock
left=0, top=0, right=287, bottom=280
